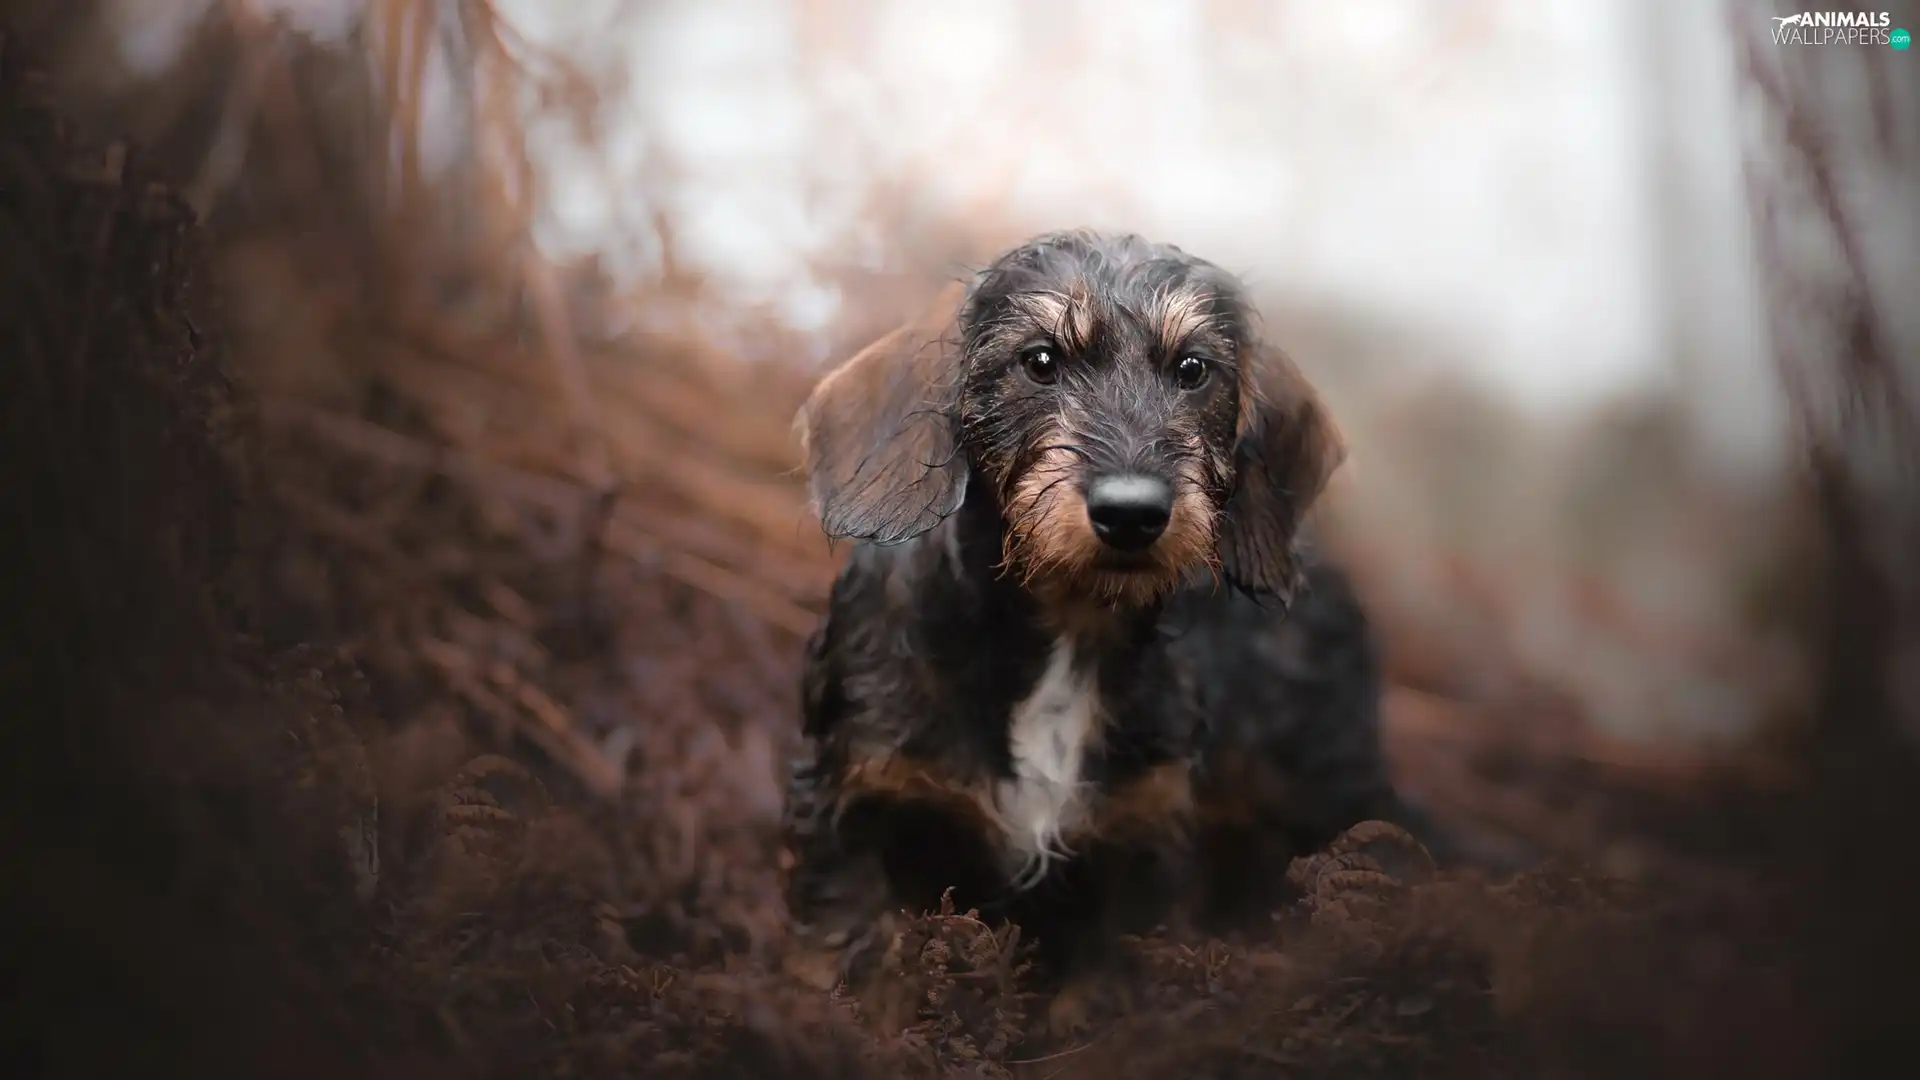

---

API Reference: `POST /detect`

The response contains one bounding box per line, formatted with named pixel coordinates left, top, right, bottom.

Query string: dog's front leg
left=779, top=750, right=902, bottom=987
left=1027, top=839, right=1186, bottom=1037
left=782, top=851, right=900, bottom=990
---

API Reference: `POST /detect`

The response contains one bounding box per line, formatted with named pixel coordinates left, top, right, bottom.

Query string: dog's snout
left=1085, top=475, right=1173, bottom=552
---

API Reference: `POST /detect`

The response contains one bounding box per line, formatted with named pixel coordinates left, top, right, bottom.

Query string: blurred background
left=7, top=0, right=1914, bottom=868
left=17, top=0, right=1914, bottom=798
left=5, top=0, right=1919, bottom=1075
left=50, top=1, right=1832, bottom=708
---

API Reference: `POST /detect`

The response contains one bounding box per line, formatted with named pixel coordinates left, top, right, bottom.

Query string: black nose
left=1085, top=475, right=1173, bottom=552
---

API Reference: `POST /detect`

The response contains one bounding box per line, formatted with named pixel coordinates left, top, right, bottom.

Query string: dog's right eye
left=1019, top=346, right=1060, bottom=385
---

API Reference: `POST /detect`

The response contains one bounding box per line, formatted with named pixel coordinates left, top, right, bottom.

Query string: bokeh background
left=3, top=0, right=1916, bottom=1076
left=55, top=0, right=1856, bottom=741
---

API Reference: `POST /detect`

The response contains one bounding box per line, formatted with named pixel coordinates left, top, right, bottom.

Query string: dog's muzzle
left=1084, top=474, right=1173, bottom=552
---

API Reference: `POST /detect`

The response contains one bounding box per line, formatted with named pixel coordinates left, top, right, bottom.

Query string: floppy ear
left=1215, top=343, right=1347, bottom=601
left=794, top=282, right=970, bottom=544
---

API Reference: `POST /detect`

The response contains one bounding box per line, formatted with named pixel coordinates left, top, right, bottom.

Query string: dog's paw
left=790, top=912, right=931, bottom=1035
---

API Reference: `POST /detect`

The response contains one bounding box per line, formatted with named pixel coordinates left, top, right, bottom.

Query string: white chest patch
left=996, top=639, right=1099, bottom=888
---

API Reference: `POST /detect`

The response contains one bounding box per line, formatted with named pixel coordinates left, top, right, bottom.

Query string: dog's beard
left=999, top=445, right=1220, bottom=609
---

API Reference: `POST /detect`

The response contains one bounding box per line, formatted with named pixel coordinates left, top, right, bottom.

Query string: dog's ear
left=795, top=282, right=970, bottom=544
left=1216, top=342, right=1346, bottom=600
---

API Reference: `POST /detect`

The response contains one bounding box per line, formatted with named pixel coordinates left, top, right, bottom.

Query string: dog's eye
left=1174, top=355, right=1210, bottom=390
left=1020, top=346, right=1060, bottom=385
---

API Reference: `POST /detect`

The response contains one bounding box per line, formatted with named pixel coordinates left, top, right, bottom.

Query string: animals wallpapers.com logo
left=1770, top=10, right=1907, bottom=47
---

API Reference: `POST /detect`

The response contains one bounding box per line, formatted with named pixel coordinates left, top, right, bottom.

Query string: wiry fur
left=780, top=230, right=1430, bottom=1032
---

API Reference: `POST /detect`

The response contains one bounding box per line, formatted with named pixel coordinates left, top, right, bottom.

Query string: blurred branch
left=262, top=398, right=825, bottom=634
left=1731, top=12, right=1920, bottom=757
left=1735, top=24, right=1915, bottom=452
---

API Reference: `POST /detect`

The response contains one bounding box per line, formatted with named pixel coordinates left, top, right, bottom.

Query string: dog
left=779, top=229, right=1428, bottom=1034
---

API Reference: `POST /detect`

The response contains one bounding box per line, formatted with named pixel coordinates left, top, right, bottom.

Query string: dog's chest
left=994, top=639, right=1099, bottom=871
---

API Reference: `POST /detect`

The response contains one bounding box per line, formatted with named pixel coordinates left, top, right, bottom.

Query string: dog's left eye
left=1020, top=346, right=1060, bottom=385
left=1174, top=355, right=1210, bottom=390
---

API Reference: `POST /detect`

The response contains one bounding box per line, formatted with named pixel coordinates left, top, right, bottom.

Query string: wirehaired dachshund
left=780, top=229, right=1432, bottom=1034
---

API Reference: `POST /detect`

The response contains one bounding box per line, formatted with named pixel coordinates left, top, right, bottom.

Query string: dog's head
left=797, top=229, right=1344, bottom=609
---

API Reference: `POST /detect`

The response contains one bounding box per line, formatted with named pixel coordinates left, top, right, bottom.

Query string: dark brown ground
left=4, top=26, right=1918, bottom=1080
